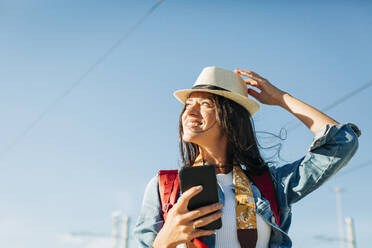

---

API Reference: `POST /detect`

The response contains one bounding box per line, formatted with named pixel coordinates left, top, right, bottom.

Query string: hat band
left=192, top=84, right=230, bottom=92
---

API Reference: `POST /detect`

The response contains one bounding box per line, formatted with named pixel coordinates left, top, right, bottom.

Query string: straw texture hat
left=174, top=66, right=260, bottom=116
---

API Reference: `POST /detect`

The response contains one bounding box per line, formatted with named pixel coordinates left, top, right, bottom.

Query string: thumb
left=177, top=185, right=203, bottom=211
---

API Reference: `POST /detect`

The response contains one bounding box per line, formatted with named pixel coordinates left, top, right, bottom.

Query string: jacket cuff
left=309, top=123, right=361, bottom=151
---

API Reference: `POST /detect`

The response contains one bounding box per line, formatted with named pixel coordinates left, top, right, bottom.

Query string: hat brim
left=173, top=89, right=260, bottom=116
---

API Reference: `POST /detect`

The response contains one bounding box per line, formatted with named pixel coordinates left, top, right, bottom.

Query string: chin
left=182, top=133, right=200, bottom=144
left=182, top=135, right=194, bottom=143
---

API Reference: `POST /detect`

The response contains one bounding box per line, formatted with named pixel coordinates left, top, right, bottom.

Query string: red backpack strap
left=192, top=238, right=210, bottom=248
left=159, top=170, right=210, bottom=248
left=250, top=170, right=280, bottom=226
left=158, top=170, right=180, bottom=221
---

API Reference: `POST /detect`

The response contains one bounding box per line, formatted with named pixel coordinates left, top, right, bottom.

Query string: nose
left=185, top=102, right=200, bottom=116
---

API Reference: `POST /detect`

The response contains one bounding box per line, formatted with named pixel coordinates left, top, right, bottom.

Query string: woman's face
left=181, top=92, right=225, bottom=146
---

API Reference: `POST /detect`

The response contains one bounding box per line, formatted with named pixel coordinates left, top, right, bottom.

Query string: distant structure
left=345, top=217, right=357, bottom=248
left=334, top=186, right=345, bottom=248
left=65, top=211, right=130, bottom=248
left=112, top=211, right=130, bottom=248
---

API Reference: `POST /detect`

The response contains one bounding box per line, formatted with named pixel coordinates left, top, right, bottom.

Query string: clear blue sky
left=1, top=0, right=371, bottom=247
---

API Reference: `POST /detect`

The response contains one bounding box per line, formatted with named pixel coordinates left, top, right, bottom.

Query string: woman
left=134, top=66, right=360, bottom=247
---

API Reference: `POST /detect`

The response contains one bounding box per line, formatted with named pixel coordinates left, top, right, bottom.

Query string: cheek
left=203, top=112, right=217, bottom=127
left=181, top=112, right=187, bottom=127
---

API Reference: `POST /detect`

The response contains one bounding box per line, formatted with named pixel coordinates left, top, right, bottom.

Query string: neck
left=194, top=142, right=232, bottom=174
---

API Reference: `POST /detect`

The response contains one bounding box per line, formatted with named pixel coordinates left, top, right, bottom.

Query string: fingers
left=235, top=69, right=261, bottom=78
left=244, top=79, right=260, bottom=88
left=235, top=69, right=265, bottom=81
left=190, top=229, right=216, bottom=239
left=244, top=78, right=262, bottom=100
left=184, top=202, right=223, bottom=221
left=192, top=211, right=223, bottom=229
left=177, top=185, right=203, bottom=211
left=247, top=88, right=261, bottom=100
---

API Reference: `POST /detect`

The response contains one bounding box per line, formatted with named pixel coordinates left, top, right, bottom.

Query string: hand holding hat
left=235, top=69, right=287, bottom=107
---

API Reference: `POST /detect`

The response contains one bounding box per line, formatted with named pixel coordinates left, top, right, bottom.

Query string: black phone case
left=178, top=165, right=222, bottom=230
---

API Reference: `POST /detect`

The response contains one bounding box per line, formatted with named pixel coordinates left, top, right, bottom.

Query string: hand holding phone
left=152, top=184, right=222, bottom=248
left=178, top=165, right=222, bottom=230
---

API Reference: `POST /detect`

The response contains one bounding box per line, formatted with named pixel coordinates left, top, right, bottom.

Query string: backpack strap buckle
left=163, top=203, right=173, bottom=211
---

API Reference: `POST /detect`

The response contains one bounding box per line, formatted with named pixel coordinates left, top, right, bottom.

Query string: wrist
left=152, top=240, right=173, bottom=248
left=152, top=230, right=177, bottom=248
left=153, top=243, right=176, bottom=248
left=276, top=91, right=291, bottom=107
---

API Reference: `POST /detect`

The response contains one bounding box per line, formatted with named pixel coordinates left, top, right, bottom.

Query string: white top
left=215, top=171, right=271, bottom=248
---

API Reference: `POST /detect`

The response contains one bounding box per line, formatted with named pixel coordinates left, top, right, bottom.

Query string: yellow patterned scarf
left=233, top=165, right=258, bottom=248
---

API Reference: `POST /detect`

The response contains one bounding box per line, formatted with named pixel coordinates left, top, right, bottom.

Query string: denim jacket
left=134, top=123, right=360, bottom=247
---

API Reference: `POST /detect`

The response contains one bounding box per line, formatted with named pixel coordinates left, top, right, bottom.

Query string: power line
left=283, top=80, right=372, bottom=132
left=0, top=0, right=165, bottom=159
left=322, top=80, right=372, bottom=112
left=335, top=159, right=372, bottom=178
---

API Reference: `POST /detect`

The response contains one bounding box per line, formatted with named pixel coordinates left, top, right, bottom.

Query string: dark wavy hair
left=178, top=94, right=268, bottom=175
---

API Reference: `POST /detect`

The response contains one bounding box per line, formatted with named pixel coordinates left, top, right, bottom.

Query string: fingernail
left=196, top=185, right=203, bottom=190
left=217, top=203, right=223, bottom=208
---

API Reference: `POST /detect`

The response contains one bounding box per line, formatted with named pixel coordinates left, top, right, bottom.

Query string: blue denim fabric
left=134, top=123, right=360, bottom=247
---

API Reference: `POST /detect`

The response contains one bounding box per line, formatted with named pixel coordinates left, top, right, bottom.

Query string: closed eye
left=201, top=101, right=213, bottom=107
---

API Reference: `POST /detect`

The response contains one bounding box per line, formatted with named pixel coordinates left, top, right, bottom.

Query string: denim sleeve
left=133, top=176, right=164, bottom=248
left=270, top=123, right=360, bottom=205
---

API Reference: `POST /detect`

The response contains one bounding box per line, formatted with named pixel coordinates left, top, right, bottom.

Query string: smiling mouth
left=186, top=120, right=202, bottom=128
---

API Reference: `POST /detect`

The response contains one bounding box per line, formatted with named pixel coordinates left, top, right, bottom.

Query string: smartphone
left=178, top=165, right=222, bottom=230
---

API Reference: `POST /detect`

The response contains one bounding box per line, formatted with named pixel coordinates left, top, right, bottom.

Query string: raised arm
left=235, top=69, right=339, bottom=134
left=234, top=69, right=360, bottom=205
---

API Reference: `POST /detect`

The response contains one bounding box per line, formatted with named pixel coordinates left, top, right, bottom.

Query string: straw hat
left=174, top=66, right=260, bottom=116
